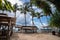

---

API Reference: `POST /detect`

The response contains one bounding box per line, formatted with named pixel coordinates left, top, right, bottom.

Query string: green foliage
left=31, top=0, right=60, bottom=27
left=30, top=11, right=36, bottom=17
left=0, top=0, right=14, bottom=12
left=42, top=2, right=51, bottom=16
left=19, top=2, right=30, bottom=14
left=49, top=11, right=60, bottom=28
left=47, top=0, right=60, bottom=12
left=13, top=3, right=18, bottom=12
left=31, top=0, right=52, bottom=16
left=4, top=0, right=14, bottom=12
left=0, top=0, right=3, bottom=10
left=35, top=12, right=44, bottom=26
left=35, top=12, right=44, bottom=18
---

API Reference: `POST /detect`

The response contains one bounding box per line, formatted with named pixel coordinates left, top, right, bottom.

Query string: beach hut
left=21, top=26, right=38, bottom=33
left=41, top=26, right=52, bottom=33
left=15, top=26, right=38, bottom=33
left=0, top=13, right=15, bottom=40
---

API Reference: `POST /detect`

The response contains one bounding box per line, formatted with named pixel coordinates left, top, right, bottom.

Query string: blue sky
left=20, top=0, right=30, bottom=3
left=7, top=0, right=55, bottom=29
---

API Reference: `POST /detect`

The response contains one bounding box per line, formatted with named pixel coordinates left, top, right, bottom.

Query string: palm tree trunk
left=50, top=13, right=54, bottom=17
left=32, top=15, right=34, bottom=26
left=32, top=15, right=35, bottom=33
left=46, top=16, right=49, bottom=24
left=3, top=11, right=4, bottom=13
left=39, top=18, right=44, bottom=26
left=30, top=0, right=34, bottom=26
left=24, top=14, right=26, bottom=26
left=14, top=11, right=16, bottom=26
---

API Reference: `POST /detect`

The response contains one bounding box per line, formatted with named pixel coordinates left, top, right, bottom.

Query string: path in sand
left=10, top=33, right=60, bottom=40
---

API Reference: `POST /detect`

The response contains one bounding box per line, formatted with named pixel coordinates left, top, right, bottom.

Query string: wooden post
left=8, top=19, right=11, bottom=37
left=10, top=25, right=13, bottom=36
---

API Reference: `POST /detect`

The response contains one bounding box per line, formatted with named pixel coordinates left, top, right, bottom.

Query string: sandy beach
left=10, top=33, right=60, bottom=40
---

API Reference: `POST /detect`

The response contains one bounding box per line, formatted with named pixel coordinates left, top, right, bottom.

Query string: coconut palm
left=30, top=9, right=36, bottom=26
left=30, top=0, right=51, bottom=26
left=13, top=3, right=18, bottom=17
left=13, top=3, right=18, bottom=25
left=30, top=0, right=36, bottom=26
left=35, top=12, right=44, bottom=26
left=19, top=2, right=30, bottom=26
left=31, top=0, right=51, bottom=15
left=31, top=0, right=58, bottom=17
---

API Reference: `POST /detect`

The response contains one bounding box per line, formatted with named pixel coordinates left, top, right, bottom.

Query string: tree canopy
left=0, top=0, right=14, bottom=12
left=49, top=11, right=60, bottom=28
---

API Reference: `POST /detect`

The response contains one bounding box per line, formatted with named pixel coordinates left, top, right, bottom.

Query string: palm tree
left=13, top=3, right=18, bottom=26
left=13, top=3, right=18, bottom=17
left=30, top=0, right=53, bottom=27
left=19, top=2, right=30, bottom=26
left=30, top=9, right=36, bottom=26
left=30, top=0, right=36, bottom=26
left=30, top=0, right=56, bottom=17
left=35, top=12, right=44, bottom=26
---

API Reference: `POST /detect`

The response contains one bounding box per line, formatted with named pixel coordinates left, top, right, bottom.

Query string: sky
left=6, top=0, right=55, bottom=29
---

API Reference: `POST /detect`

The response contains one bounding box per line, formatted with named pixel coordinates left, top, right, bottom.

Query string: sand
left=10, top=33, right=60, bottom=40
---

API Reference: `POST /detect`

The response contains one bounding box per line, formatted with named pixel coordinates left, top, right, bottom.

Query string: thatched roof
left=22, top=26, right=38, bottom=30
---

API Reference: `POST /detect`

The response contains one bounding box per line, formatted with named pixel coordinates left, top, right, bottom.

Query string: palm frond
left=31, top=0, right=52, bottom=16
left=0, top=0, right=3, bottom=10
left=47, top=0, right=60, bottom=12
left=49, top=11, right=60, bottom=27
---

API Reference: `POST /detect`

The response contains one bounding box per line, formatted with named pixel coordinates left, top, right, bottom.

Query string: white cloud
left=8, top=0, right=23, bottom=5
left=34, top=21, right=48, bottom=29
left=43, top=23, right=48, bottom=26
left=16, top=11, right=32, bottom=26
